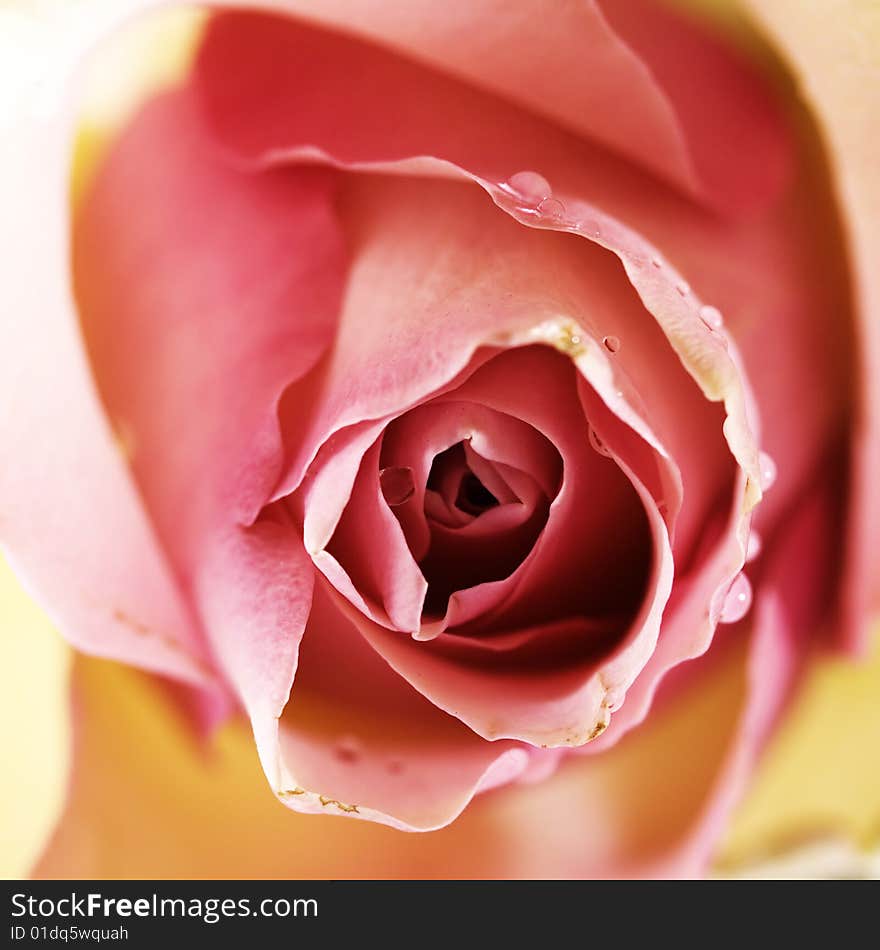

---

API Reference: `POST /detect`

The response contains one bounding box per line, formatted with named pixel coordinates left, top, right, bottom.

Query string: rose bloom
left=1, top=0, right=878, bottom=878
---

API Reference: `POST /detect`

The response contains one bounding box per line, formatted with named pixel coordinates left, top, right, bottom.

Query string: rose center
left=456, top=473, right=499, bottom=515
left=390, top=438, right=558, bottom=617
left=425, top=443, right=503, bottom=521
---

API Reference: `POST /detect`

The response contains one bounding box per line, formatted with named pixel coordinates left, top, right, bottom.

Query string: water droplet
left=536, top=196, right=565, bottom=222
left=588, top=425, right=612, bottom=457
left=719, top=573, right=753, bottom=624
left=504, top=170, right=552, bottom=204
left=334, top=735, right=362, bottom=764
left=675, top=281, right=690, bottom=297
left=651, top=257, right=662, bottom=269
left=758, top=451, right=777, bottom=492
left=602, top=335, right=621, bottom=354
left=699, top=305, right=724, bottom=330
left=746, top=531, right=762, bottom=562
left=380, top=466, right=415, bottom=506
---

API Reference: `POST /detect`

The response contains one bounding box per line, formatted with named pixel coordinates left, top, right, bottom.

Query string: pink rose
left=3, top=0, right=877, bottom=877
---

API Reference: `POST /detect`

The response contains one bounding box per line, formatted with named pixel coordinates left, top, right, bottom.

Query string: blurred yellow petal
left=34, top=639, right=748, bottom=878
left=71, top=7, right=204, bottom=206
left=0, top=554, right=71, bottom=878
left=741, top=0, right=880, bottom=641
left=717, top=0, right=880, bottom=866
left=668, top=0, right=880, bottom=870
left=720, top=625, right=880, bottom=866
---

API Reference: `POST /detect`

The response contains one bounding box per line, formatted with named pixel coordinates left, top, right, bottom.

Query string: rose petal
left=272, top=175, right=730, bottom=548
left=374, top=396, right=562, bottom=624
left=197, top=6, right=792, bottom=214
left=323, top=439, right=427, bottom=632
left=194, top=7, right=848, bottom=576
left=589, top=445, right=843, bottom=761
left=74, top=89, right=344, bottom=561
left=349, top=421, right=672, bottom=748
left=269, top=175, right=740, bottom=748
left=71, top=87, right=350, bottom=772
left=273, top=580, right=530, bottom=830
left=741, top=0, right=880, bottom=650
left=192, top=511, right=314, bottom=791
left=597, top=0, right=791, bottom=215
left=423, top=348, right=656, bottom=635
left=0, top=15, right=213, bottom=686
left=29, top=595, right=764, bottom=878
left=194, top=23, right=762, bottom=674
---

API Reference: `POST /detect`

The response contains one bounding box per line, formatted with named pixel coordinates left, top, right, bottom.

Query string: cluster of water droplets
left=496, top=171, right=779, bottom=630
left=644, top=250, right=764, bottom=626
left=498, top=170, right=568, bottom=224
left=719, top=449, right=778, bottom=624
left=497, top=174, right=628, bottom=463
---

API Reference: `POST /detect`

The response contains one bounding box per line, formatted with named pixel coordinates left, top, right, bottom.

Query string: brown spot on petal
left=587, top=720, right=608, bottom=741
left=526, top=318, right=589, bottom=358
left=112, top=608, right=150, bottom=636
left=553, top=321, right=588, bottom=358
left=319, top=795, right=359, bottom=813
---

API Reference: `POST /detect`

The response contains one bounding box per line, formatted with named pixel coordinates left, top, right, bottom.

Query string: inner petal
left=456, top=471, right=499, bottom=515
left=379, top=401, right=562, bottom=619
left=419, top=441, right=552, bottom=616
left=424, top=442, right=513, bottom=526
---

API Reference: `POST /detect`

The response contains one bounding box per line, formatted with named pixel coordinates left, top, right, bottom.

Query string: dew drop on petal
left=536, top=196, right=565, bottom=222
left=380, top=466, right=415, bottom=506
left=651, top=257, right=662, bottom=269
left=675, top=280, right=690, bottom=297
left=602, top=335, right=621, bottom=354
left=588, top=425, right=612, bottom=457
left=758, top=451, right=777, bottom=492
left=699, top=304, right=724, bottom=330
left=505, top=170, right=552, bottom=204
left=719, top=573, right=753, bottom=624
left=746, top=531, right=763, bottom=563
